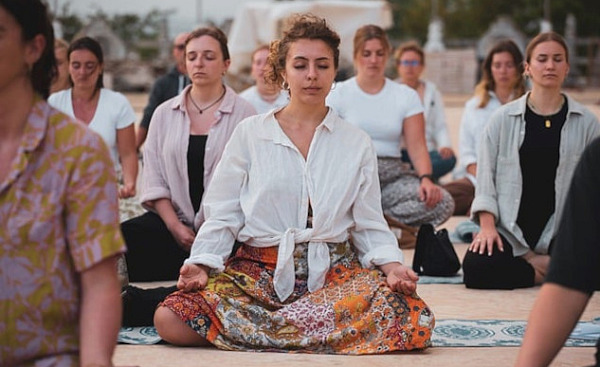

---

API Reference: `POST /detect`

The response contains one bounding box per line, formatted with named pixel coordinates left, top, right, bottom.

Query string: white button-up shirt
left=185, top=108, right=403, bottom=302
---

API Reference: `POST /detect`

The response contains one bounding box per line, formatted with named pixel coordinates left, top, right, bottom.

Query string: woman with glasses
left=394, top=41, right=455, bottom=181
left=49, top=36, right=138, bottom=200
left=327, top=25, right=454, bottom=242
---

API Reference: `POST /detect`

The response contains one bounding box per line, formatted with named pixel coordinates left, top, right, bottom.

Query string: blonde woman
left=327, top=25, right=454, bottom=234
left=239, top=44, right=288, bottom=113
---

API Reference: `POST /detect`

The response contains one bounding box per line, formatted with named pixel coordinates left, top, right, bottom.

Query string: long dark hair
left=474, top=39, right=525, bottom=108
left=68, top=36, right=105, bottom=90
left=0, top=0, right=56, bottom=99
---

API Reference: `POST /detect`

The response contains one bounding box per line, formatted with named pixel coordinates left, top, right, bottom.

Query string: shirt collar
left=259, top=106, right=337, bottom=143
left=508, top=91, right=583, bottom=117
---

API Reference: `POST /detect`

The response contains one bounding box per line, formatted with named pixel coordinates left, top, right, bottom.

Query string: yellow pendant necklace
left=527, top=96, right=565, bottom=129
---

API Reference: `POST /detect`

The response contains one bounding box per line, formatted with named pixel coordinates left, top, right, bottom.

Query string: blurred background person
left=136, top=31, right=190, bottom=150
left=0, top=0, right=124, bottom=365
left=50, top=38, right=70, bottom=93
left=443, top=39, right=526, bottom=215
left=49, top=36, right=138, bottom=200
left=327, top=24, right=454, bottom=247
left=394, top=40, right=456, bottom=182
left=465, top=32, right=600, bottom=290
left=239, top=44, right=288, bottom=114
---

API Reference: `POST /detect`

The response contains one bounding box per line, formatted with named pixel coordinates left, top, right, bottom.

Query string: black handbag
left=412, top=223, right=461, bottom=276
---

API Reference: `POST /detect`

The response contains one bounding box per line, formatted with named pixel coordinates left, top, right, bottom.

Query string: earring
left=281, top=80, right=290, bottom=91
left=330, top=81, right=337, bottom=91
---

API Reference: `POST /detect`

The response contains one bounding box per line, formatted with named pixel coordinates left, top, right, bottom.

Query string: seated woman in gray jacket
left=464, top=32, right=600, bottom=290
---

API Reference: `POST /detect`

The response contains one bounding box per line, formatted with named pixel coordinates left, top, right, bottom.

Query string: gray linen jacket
left=471, top=92, right=600, bottom=256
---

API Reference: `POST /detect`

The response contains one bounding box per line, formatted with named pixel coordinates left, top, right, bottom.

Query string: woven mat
left=119, top=318, right=600, bottom=347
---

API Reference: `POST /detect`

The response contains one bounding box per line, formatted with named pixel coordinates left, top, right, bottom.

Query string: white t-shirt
left=239, top=85, right=289, bottom=114
left=49, top=88, right=136, bottom=164
left=455, top=91, right=503, bottom=182
left=327, top=77, right=424, bottom=158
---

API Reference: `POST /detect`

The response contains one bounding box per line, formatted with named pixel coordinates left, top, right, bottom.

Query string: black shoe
left=121, top=285, right=178, bottom=327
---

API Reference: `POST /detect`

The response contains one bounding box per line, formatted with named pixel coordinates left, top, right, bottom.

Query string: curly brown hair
left=265, top=13, right=340, bottom=88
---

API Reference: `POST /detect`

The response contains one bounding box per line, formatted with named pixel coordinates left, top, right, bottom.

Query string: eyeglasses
left=174, top=44, right=185, bottom=51
left=398, top=60, right=421, bottom=67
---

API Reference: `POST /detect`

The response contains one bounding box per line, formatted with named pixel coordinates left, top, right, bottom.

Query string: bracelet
left=418, top=173, right=433, bottom=182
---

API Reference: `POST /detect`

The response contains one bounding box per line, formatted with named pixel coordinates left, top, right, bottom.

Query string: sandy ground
left=114, top=88, right=600, bottom=367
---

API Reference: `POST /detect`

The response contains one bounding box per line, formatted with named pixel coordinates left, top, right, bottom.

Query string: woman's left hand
left=380, top=262, right=419, bottom=295
left=438, top=147, right=455, bottom=159
left=119, top=183, right=136, bottom=199
left=419, top=178, right=442, bottom=207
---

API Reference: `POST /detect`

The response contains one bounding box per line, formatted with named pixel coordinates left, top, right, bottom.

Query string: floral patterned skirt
left=161, top=241, right=434, bottom=354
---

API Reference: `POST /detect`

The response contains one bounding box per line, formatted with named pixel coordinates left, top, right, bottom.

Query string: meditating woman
left=49, top=36, right=138, bottom=199
left=394, top=40, right=456, bottom=181
left=153, top=14, right=434, bottom=353
left=239, top=44, right=288, bottom=113
left=327, top=24, right=454, bottom=242
left=1, top=0, right=124, bottom=365
left=121, top=27, right=256, bottom=282
left=443, top=39, right=526, bottom=215
left=464, top=32, right=600, bottom=289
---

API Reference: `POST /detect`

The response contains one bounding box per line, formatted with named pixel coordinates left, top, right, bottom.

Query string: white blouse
left=185, top=108, right=403, bottom=302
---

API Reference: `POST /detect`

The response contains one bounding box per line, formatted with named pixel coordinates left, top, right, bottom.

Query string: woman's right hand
left=168, top=221, right=196, bottom=252
left=469, top=226, right=504, bottom=256
left=469, top=212, right=503, bottom=256
left=177, top=264, right=210, bottom=292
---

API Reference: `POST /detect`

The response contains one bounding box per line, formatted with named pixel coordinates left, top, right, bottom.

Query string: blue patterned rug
left=119, top=318, right=600, bottom=347
left=417, top=273, right=463, bottom=284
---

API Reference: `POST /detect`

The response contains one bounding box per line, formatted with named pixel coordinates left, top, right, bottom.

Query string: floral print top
left=0, top=98, right=126, bottom=366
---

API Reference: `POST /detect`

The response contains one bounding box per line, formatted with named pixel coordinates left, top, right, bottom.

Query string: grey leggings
left=378, top=157, right=454, bottom=227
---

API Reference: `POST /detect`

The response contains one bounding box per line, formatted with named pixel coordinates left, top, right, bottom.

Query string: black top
left=546, top=137, right=600, bottom=294
left=187, top=135, right=208, bottom=214
left=140, top=67, right=190, bottom=129
left=517, top=99, right=568, bottom=249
